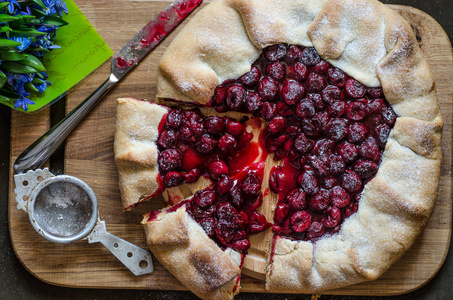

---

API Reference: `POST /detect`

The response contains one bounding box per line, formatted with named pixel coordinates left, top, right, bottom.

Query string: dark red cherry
left=306, top=72, right=327, bottom=92
left=208, top=160, right=229, bottom=180
left=266, top=62, right=286, bottom=81
left=218, top=134, right=237, bottom=154
left=260, top=101, right=278, bottom=121
left=312, top=60, right=330, bottom=74
left=239, top=66, right=261, bottom=87
left=258, top=76, right=279, bottom=102
left=346, top=101, right=367, bottom=121
left=305, top=222, right=325, bottom=239
left=295, top=99, right=316, bottom=119
left=204, top=116, right=225, bottom=136
left=215, top=175, right=234, bottom=196
left=269, top=116, right=287, bottom=135
left=158, top=149, right=182, bottom=172
left=348, top=123, right=367, bottom=143
left=359, top=137, right=380, bottom=161
left=287, top=62, right=308, bottom=81
left=193, top=189, right=216, bottom=208
left=322, top=85, right=345, bottom=104
left=330, top=186, right=350, bottom=208
left=294, top=133, right=315, bottom=154
left=301, top=47, right=320, bottom=66
left=327, top=67, right=348, bottom=87
left=185, top=168, right=201, bottom=183
left=269, top=167, right=285, bottom=193
left=274, top=203, right=290, bottom=223
left=354, top=160, right=379, bottom=179
left=245, top=91, right=262, bottom=112
left=198, top=218, right=217, bottom=238
left=229, top=186, right=244, bottom=208
left=249, top=211, right=268, bottom=233
left=264, top=44, right=287, bottom=61
left=226, top=84, right=246, bottom=111
left=340, top=170, right=363, bottom=193
left=310, top=190, right=331, bottom=212
left=196, top=134, right=218, bottom=154
left=326, top=118, right=349, bottom=141
left=163, top=171, right=185, bottom=187
left=337, top=141, right=359, bottom=164
left=290, top=211, right=312, bottom=233
left=375, top=123, right=391, bottom=147
left=286, top=45, right=303, bottom=61
left=241, top=173, right=262, bottom=197
left=322, top=206, right=341, bottom=228
left=298, top=171, right=320, bottom=195
left=158, top=129, right=177, bottom=149
left=282, top=80, right=305, bottom=105
left=345, top=78, right=366, bottom=98
left=287, top=188, right=307, bottom=210
left=165, top=108, right=183, bottom=129
left=225, top=120, right=243, bottom=136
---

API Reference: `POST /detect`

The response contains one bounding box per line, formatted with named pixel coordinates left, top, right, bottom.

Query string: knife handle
left=13, top=74, right=119, bottom=174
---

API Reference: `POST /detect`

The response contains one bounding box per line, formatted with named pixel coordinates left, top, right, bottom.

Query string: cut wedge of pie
left=114, top=0, right=442, bottom=298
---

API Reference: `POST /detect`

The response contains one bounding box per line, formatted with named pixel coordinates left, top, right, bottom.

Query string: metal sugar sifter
left=14, top=168, right=153, bottom=276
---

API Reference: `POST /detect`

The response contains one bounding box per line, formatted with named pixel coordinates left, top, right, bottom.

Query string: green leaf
left=8, top=15, right=36, bottom=28
left=0, top=39, right=21, bottom=48
left=0, top=71, right=6, bottom=90
left=1, top=61, right=38, bottom=74
left=0, top=26, right=12, bottom=34
left=0, top=3, right=9, bottom=12
left=0, top=50, right=28, bottom=61
left=41, top=15, right=68, bottom=27
left=0, top=94, right=11, bottom=102
left=17, top=54, right=46, bottom=72
left=31, top=0, right=46, bottom=9
left=32, top=77, right=46, bottom=84
left=0, top=87, right=18, bottom=98
left=28, top=46, right=50, bottom=52
left=25, top=82, right=39, bottom=93
left=11, top=28, right=47, bottom=37
left=0, top=14, right=19, bottom=23
left=31, top=8, right=46, bottom=18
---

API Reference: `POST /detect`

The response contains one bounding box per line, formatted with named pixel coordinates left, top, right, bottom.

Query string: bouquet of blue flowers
left=0, top=0, right=68, bottom=111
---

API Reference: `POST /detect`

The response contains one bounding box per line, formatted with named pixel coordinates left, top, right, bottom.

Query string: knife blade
left=112, top=0, right=203, bottom=81
left=13, top=0, right=203, bottom=174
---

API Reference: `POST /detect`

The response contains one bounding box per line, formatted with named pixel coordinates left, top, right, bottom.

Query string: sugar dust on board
left=33, top=181, right=93, bottom=238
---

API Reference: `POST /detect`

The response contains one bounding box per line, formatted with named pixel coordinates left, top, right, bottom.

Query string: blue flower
left=10, top=37, right=32, bottom=52
left=7, top=0, right=20, bottom=14
left=14, top=97, right=35, bottom=111
left=18, top=6, right=32, bottom=16
left=41, top=0, right=57, bottom=15
left=13, top=80, right=34, bottom=111
left=55, top=0, right=68, bottom=17
left=6, top=73, right=27, bottom=86
left=36, top=80, right=51, bottom=93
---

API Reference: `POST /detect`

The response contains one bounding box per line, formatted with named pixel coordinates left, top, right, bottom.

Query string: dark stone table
left=1, top=0, right=451, bottom=299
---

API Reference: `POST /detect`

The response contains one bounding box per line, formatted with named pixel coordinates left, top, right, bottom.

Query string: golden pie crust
left=114, top=0, right=443, bottom=297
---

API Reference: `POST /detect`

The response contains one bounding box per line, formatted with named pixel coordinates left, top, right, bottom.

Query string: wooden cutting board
left=8, top=1, right=453, bottom=296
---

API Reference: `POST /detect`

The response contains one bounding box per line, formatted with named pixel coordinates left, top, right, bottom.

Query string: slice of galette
left=148, top=0, right=443, bottom=296
left=114, top=97, right=259, bottom=210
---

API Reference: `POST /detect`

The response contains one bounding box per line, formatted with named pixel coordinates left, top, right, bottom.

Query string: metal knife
left=14, top=0, right=203, bottom=174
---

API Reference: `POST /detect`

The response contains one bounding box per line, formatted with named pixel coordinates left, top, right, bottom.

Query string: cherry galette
left=114, top=0, right=443, bottom=298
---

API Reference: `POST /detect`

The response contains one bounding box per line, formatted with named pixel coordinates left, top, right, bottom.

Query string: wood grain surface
left=8, top=1, right=453, bottom=296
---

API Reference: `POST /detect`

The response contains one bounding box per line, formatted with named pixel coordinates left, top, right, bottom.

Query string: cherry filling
left=147, top=164, right=269, bottom=254
left=156, top=107, right=268, bottom=253
left=208, top=43, right=397, bottom=241
left=157, top=108, right=254, bottom=188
